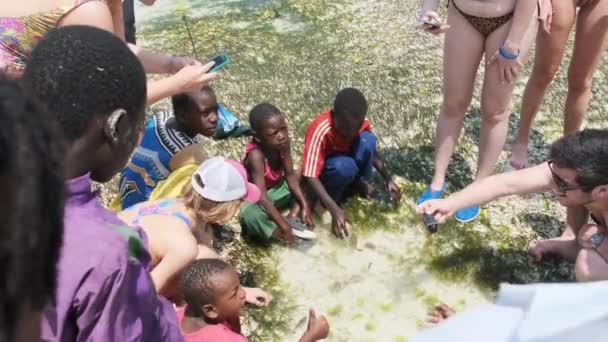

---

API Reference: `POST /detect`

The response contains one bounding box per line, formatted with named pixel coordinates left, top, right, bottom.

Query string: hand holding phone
left=208, top=54, right=230, bottom=73
left=418, top=17, right=441, bottom=28
left=423, top=213, right=439, bottom=234
left=418, top=10, right=449, bottom=35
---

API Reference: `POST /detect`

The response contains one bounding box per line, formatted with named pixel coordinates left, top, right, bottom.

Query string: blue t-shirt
left=119, top=110, right=200, bottom=209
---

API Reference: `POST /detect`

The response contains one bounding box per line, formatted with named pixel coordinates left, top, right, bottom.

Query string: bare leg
left=429, top=5, right=485, bottom=191
left=508, top=0, right=577, bottom=169
left=563, top=0, right=608, bottom=134
left=477, top=16, right=537, bottom=180
left=575, top=248, right=608, bottom=282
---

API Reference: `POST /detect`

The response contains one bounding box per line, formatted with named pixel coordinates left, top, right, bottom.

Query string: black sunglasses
left=547, top=160, right=584, bottom=193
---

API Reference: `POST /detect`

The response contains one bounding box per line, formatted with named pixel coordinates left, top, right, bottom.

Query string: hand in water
left=244, top=287, right=272, bottom=307
left=427, top=303, right=456, bottom=324
left=387, top=180, right=402, bottom=203
left=331, top=208, right=350, bottom=239
left=301, top=205, right=315, bottom=229
left=416, top=199, right=455, bottom=223
left=304, top=309, right=330, bottom=340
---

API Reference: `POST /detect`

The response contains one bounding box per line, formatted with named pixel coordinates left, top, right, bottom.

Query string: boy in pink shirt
left=178, top=259, right=330, bottom=341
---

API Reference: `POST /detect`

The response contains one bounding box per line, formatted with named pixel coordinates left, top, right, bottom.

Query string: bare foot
left=507, top=143, right=530, bottom=170
left=427, top=303, right=455, bottom=324
left=528, top=237, right=579, bottom=262
left=287, top=202, right=301, bottom=219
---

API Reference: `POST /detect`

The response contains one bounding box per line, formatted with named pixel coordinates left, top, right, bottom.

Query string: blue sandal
left=416, top=184, right=446, bottom=205
left=455, top=205, right=480, bottom=223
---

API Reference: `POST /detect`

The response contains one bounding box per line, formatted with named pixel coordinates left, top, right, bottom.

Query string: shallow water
left=275, top=212, right=490, bottom=341
left=131, top=0, right=601, bottom=340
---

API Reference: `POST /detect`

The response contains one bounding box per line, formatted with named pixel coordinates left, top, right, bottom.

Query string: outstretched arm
left=417, top=163, right=554, bottom=222
left=283, top=150, right=314, bottom=227
left=372, top=152, right=402, bottom=202
left=148, top=224, right=198, bottom=295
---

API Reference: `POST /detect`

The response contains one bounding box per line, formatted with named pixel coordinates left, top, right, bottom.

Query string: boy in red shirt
left=178, top=259, right=330, bottom=341
left=301, top=88, right=401, bottom=238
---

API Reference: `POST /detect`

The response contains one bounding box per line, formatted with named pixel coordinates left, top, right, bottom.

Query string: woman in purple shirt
left=22, top=26, right=184, bottom=341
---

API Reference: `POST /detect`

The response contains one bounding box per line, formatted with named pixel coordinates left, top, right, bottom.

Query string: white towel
left=411, top=281, right=608, bottom=342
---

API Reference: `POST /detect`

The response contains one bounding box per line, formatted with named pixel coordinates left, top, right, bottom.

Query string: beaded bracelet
left=499, top=47, right=520, bottom=60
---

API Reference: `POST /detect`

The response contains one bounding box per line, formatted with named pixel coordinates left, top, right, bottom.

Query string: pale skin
left=118, top=200, right=272, bottom=304
left=509, top=0, right=608, bottom=169
left=419, top=0, right=538, bottom=194
left=416, top=161, right=608, bottom=281
left=0, top=0, right=218, bottom=106
left=118, top=200, right=219, bottom=298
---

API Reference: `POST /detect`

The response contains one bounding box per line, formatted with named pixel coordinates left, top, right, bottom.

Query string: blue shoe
left=416, top=184, right=446, bottom=205
left=455, top=205, right=480, bottom=223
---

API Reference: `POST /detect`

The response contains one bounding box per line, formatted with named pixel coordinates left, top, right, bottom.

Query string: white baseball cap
left=191, top=157, right=260, bottom=203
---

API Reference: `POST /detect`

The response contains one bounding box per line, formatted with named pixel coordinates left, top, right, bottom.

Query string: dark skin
left=167, top=90, right=218, bottom=138
left=245, top=114, right=314, bottom=245
left=181, top=268, right=245, bottom=333
left=64, top=107, right=145, bottom=182
left=306, top=111, right=402, bottom=239
left=181, top=267, right=330, bottom=342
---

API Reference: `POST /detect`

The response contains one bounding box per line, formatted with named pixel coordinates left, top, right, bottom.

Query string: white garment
left=411, top=281, right=608, bottom=342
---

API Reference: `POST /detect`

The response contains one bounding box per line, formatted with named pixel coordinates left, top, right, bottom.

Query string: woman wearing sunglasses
left=416, top=129, right=608, bottom=282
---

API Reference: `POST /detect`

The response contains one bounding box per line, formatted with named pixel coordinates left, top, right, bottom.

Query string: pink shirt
left=176, top=307, right=247, bottom=342
left=244, top=141, right=285, bottom=189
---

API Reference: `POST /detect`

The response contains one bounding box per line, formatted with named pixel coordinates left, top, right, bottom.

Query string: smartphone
left=208, top=53, right=230, bottom=73
left=423, top=213, right=439, bottom=234
left=418, top=17, right=441, bottom=28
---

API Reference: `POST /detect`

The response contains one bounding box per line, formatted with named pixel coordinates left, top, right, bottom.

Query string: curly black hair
left=0, top=79, right=64, bottom=341
left=22, top=25, right=146, bottom=142
left=182, top=259, right=233, bottom=317
left=550, top=129, right=608, bottom=191
left=172, top=85, right=215, bottom=119
left=248, top=102, right=283, bottom=133
left=332, top=87, right=368, bottom=121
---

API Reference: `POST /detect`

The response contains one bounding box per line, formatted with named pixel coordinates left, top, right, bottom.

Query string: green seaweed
left=327, top=304, right=343, bottom=317
left=91, top=0, right=603, bottom=339
left=365, top=321, right=377, bottom=332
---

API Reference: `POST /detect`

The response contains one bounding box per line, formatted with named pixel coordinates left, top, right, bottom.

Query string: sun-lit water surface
left=130, top=0, right=586, bottom=340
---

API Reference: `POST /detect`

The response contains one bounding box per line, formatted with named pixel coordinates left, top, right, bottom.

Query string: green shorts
left=239, top=179, right=293, bottom=243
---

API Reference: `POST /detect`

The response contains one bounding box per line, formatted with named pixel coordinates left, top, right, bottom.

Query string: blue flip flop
left=455, top=205, right=480, bottom=223
left=416, top=184, right=446, bottom=206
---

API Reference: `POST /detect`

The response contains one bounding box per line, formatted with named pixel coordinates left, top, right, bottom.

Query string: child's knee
left=358, top=131, right=377, bottom=150
left=326, top=157, right=359, bottom=182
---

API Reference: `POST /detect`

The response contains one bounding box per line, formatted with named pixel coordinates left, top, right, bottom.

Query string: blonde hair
left=181, top=177, right=241, bottom=226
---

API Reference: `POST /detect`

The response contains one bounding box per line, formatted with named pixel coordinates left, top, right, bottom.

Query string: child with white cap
left=119, top=157, right=270, bottom=306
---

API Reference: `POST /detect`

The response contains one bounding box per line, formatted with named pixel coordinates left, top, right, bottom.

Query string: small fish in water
left=293, top=315, right=308, bottom=332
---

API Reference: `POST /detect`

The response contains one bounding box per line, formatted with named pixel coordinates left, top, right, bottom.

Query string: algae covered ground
left=110, top=0, right=608, bottom=340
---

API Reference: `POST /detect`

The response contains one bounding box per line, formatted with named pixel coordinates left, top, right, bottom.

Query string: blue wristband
left=499, top=47, right=520, bottom=60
